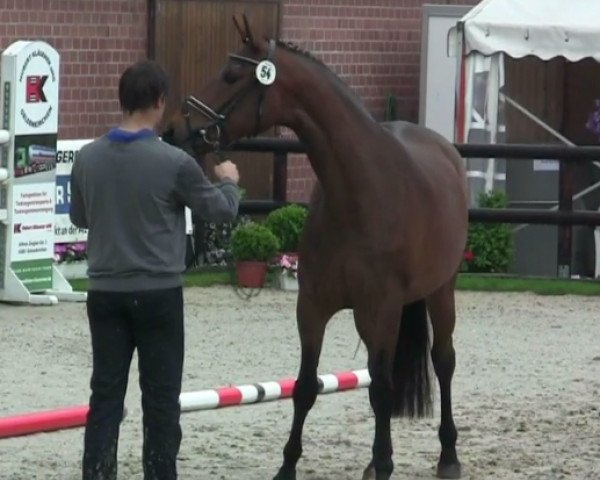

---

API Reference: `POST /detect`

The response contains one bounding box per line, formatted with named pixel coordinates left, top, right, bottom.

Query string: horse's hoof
left=437, top=461, right=462, bottom=479
left=361, top=463, right=376, bottom=480
left=272, top=467, right=296, bottom=480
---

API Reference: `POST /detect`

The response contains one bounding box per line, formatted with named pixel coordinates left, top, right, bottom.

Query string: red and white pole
left=0, top=369, right=370, bottom=438
left=179, top=369, right=371, bottom=412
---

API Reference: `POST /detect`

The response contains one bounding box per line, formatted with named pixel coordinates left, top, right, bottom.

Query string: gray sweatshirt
left=69, top=129, right=240, bottom=291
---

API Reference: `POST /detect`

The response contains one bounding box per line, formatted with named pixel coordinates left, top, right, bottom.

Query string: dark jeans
left=82, top=286, right=184, bottom=480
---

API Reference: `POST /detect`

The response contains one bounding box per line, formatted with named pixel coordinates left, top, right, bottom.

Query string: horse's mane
left=275, top=40, right=374, bottom=119
left=275, top=40, right=328, bottom=68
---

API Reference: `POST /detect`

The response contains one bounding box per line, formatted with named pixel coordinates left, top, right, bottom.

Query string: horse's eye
left=222, top=67, right=241, bottom=85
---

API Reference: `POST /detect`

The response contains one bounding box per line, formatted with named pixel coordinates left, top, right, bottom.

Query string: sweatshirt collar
left=106, top=128, right=156, bottom=143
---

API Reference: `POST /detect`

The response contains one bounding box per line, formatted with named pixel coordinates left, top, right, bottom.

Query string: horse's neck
left=280, top=56, right=379, bottom=202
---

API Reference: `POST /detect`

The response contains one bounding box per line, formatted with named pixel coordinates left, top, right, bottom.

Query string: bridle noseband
left=181, top=39, right=277, bottom=160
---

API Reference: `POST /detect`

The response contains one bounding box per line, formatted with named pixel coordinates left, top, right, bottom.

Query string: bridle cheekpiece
left=180, top=39, right=278, bottom=160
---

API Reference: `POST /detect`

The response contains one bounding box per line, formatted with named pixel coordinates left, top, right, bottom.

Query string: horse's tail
left=391, top=299, right=433, bottom=418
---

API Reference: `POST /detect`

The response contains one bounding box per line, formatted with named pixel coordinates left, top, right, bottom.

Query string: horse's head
left=163, top=14, right=283, bottom=156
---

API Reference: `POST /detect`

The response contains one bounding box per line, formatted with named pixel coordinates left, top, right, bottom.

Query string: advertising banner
left=55, top=139, right=91, bottom=243
left=1, top=41, right=59, bottom=292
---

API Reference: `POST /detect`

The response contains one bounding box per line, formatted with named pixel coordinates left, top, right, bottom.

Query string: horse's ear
left=233, top=14, right=249, bottom=44
left=241, top=13, right=255, bottom=46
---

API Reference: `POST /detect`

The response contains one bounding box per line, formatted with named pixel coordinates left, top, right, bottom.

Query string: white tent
left=457, top=0, right=600, bottom=62
left=449, top=0, right=600, bottom=277
left=449, top=0, right=600, bottom=201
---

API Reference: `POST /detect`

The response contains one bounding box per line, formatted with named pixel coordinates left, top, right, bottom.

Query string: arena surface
left=1, top=287, right=599, bottom=479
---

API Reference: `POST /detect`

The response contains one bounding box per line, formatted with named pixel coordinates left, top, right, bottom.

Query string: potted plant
left=54, top=242, right=88, bottom=279
left=230, top=221, right=280, bottom=288
left=264, top=204, right=308, bottom=290
left=276, top=252, right=300, bottom=291
left=264, top=204, right=308, bottom=253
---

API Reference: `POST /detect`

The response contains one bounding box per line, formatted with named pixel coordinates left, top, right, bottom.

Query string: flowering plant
left=54, top=242, right=87, bottom=264
left=459, top=250, right=475, bottom=272
left=276, top=253, right=299, bottom=278
left=586, top=99, right=600, bottom=141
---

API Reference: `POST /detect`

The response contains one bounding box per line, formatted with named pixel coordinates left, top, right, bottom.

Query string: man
left=70, top=60, right=240, bottom=479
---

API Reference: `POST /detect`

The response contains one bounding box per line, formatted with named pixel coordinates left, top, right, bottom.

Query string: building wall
left=280, top=0, right=479, bottom=201
left=0, top=0, right=147, bottom=139
left=0, top=0, right=479, bottom=200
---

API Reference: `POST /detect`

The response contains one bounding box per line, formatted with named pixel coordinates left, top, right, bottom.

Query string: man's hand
left=214, top=160, right=240, bottom=184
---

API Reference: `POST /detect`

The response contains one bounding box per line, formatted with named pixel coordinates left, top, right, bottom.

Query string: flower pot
left=56, top=260, right=88, bottom=279
left=277, top=271, right=299, bottom=291
left=235, top=261, right=268, bottom=288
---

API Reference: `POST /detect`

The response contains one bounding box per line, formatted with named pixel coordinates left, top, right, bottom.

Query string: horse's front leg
left=273, top=291, right=332, bottom=480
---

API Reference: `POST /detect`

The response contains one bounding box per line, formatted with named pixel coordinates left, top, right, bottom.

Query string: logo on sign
left=26, top=75, right=48, bottom=103
left=18, top=48, right=57, bottom=130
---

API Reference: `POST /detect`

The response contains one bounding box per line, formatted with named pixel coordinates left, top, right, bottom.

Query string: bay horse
left=163, top=15, right=468, bottom=480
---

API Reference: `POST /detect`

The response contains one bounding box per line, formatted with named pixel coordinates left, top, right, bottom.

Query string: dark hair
left=118, top=60, right=169, bottom=113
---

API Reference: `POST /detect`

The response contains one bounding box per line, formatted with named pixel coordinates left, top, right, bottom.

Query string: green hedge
left=465, top=190, right=514, bottom=273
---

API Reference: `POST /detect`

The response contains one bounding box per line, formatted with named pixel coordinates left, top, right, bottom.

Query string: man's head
left=118, top=60, right=169, bottom=124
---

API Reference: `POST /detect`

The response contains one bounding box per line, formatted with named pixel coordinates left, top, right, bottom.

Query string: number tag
left=256, top=60, right=276, bottom=86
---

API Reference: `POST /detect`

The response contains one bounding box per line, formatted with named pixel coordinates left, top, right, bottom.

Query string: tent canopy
left=450, top=0, right=600, bottom=62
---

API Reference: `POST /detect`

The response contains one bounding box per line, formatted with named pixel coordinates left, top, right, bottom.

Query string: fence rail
left=238, top=201, right=600, bottom=227
left=221, top=138, right=600, bottom=278
left=229, top=138, right=600, bottom=160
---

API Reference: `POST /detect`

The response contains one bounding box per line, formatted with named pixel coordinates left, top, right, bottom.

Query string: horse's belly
left=404, top=205, right=468, bottom=299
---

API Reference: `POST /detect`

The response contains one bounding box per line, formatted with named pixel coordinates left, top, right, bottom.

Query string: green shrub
left=264, top=204, right=308, bottom=252
left=466, top=190, right=514, bottom=273
left=230, top=222, right=280, bottom=262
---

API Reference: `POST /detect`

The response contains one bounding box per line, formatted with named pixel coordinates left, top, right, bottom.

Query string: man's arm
left=175, top=155, right=240, bottom=223
left=69, top=159, right=88, bottom=229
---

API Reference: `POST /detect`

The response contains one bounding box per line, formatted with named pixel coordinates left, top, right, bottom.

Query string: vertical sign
left=1, top=41, right=59, bottom=293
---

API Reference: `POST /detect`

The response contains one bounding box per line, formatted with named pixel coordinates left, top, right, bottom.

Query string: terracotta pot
left=235, top=261, right=268, bottom=288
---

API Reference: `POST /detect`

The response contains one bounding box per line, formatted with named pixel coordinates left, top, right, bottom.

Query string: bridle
left=180, top=39, right=278, bottom=161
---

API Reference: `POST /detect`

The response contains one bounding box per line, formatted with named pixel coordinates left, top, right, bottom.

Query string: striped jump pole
left=0, top=406, right=128, bottom=440
left=0, top=370, right=369, bottom=439
left=179, top=368, right=371, bottom=412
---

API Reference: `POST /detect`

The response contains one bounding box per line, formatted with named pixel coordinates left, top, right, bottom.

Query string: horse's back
left=381, top=120, right=467, bottom=188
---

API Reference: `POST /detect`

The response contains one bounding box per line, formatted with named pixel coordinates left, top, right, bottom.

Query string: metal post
left=557, top=160, right=574, bottom=278
left=272, top=151, right=288, bottom=202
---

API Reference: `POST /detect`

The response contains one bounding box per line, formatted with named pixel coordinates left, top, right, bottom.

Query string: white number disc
left=256, top=60, right=276, bottom=86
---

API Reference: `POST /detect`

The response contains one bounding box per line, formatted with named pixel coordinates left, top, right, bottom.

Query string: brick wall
left=0, top=0, right=147, bottom=139
left=280, top=0, right=479, bottom=202
left=0, top=0, right=480, bottom=200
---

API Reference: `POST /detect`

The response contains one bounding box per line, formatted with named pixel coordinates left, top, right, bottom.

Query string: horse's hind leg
left=354, top=300, right=404, bottom=480
left=273, top=292, right=331, bottom=480
left=427, top=277, right=462, bottom=479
